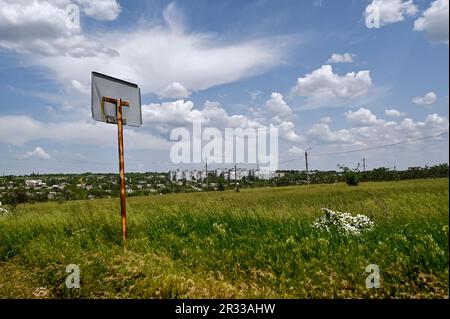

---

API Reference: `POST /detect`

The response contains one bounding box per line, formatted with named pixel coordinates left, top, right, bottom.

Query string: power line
left=312, top=131, right=448, bottom=157
left=279, top=131, right=448, bottom=164
left=1, top=132, right=448, bottom=167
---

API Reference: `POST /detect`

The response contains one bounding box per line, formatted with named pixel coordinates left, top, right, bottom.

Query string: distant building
left=255, top=169, right=276, bottom=180
left=215, top=168, right=224, bottom=177
left=25, top=180, right=42, bottom=187
left=169, top=168, right=280, bottom=182
left=48, top=192, right=57, bottom=199
left=169, top=170, right=185, bottom=182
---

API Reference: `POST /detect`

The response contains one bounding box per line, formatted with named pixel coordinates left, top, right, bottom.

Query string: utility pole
left=363, top=158, right=366, bottom=173
left=235, top=164, right=239, bottom=192
left=305, top=150, right=309, bottom=184
left=205, top=159, right=208, bottom=190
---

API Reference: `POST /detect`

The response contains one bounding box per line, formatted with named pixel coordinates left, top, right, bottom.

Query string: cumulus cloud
left=327, top=53, right=355, bottom=63
left=266, top=92, right=293, bottom=120
left=412, top=91, right=437, bottom=105
left=75, top=0, right=121, bottom=21
left=307, top=123, right=354, bottom=144
left=1, top=2, right=288, bottom=97
left=71, top=79, right=89, bottom=94
left=0, top=115, right=170, bottom=150
left=288, top=146, right=305, bottom=155
left=160, top=82, right=191, bottom=99
left=292, top=65, right=372, bottom=107
left=345, top=107, right=383, bottom=126
left=320, top=116, right=332, bottom=124
left=142, top=99, right=303, bottom=143
left=143, top=100, right=202, bottom=125
left=23, top=146, right=50, bottom=159
left=385, top=108, right=406, bottom=117
left=414, top=0, right=449, bottom=44
left=0, top=0, right=123, bottom=56
left=0, top=0, right=79, bottom=54
left=364, top=0, right=418, bottom=27
left=306, top=109, right=448, bottom=148
left=249, top=90, right=263, bottom=100
left=143, top=100, right=266, bottom=131
left=276, top=121, right=304, bottom=142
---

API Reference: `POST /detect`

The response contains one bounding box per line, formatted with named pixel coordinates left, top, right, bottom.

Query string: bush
left=341, top=167, right=361, bottom=186
left=217, top=177, right=225, bottom=191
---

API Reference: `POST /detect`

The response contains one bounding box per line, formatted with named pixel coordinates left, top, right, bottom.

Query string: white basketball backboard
left=91, top=72, right=142, bottom=127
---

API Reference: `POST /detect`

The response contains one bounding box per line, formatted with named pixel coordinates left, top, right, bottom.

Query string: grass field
left=0, top=178, right=448, bottom=299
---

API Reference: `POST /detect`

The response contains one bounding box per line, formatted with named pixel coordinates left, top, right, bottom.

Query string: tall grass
left=0, top=179, right=448, bottom=298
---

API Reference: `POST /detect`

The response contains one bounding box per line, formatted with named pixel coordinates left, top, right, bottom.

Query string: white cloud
left=412, top=91, right=437, bottom=105
left=75, top=0, right=121, bottom=21
left=364, top=0, right=418, bottom=27
left=320, top=116, right=332, bottom=124
left=327, top=53, right=355, bottom=63
left=306, top=109, right=448, bottom=148
left=23, top=146, right=50, bottom=159
left=142, top=99, right=303, bottom=143
left=414, top=0, right=449, bottom=44
left=422, top=112, right=449, bottom=128
left=143, top=100, right=202, bottom=125
left=0, top=115, right=170, bottom=150
left=266, top=92, right=293, bottom=120
left=71, top=79, right=89, bottom=94
left=0, top=0, right=79, bottom=54
left=143, top=100, right=263, bottom=133
left=276, top=121, right=304, bottom=142
left=2, top=2, right=288, bottom=97
left=160, top=82, right=191, bottom=99
left=307, top=123, right=354, bottom=144
left=385, top=108, right=406, bottom=117
left=345, top=107, right=383, bottom=126
left=0, top=0, right=123, bottom=56
left=292, top=65, right=372, bottom=106
left=288, top=146, right=304, bottom=155
left=249, top=90, right=263, bottom=100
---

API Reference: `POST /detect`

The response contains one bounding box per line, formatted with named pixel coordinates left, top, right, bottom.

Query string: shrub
left=341, top=166, right=361, bottom=186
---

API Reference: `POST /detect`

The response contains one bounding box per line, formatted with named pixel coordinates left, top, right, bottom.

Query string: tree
left=340, top=165, right=361, bottom=186
left=218, top=176, right=225, bottom=191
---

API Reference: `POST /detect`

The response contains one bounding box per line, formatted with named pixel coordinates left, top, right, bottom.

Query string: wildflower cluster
left=312, top=208, right=375, bottom=235
left=0, top=207, right=11, bottom=217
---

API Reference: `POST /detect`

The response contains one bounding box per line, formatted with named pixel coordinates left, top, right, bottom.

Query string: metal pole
left=117, top=98, right=127, bottom=241
left=235, top=164, right=238, bottom=191
left=305, top=151, right=309, bottom=184
left=363, top=158, right=366, bottom=173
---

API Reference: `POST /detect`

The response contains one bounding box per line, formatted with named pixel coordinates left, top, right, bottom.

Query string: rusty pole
left=117, top=98, right=127, bottom=241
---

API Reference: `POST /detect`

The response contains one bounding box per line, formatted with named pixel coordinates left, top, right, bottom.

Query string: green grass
left=0, top=178, right=448, bottom=298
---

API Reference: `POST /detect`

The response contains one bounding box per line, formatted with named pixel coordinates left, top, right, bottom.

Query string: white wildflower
left=212, top=222, right=227, bottom=235
left=33, top=287, right=49, bottom=298
left=312, top=208, right=375, bottom=235
left=0, top=207, right=11, bottom=217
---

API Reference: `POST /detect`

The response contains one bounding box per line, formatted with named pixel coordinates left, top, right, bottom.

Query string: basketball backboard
left=91, top=72, right=142, bottom=127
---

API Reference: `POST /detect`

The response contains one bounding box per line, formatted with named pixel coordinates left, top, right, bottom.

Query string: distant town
left=0, top=164, right=447, bottom=207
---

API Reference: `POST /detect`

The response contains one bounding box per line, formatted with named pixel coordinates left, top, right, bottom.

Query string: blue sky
left=0, top=0, right=448, bottom=174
